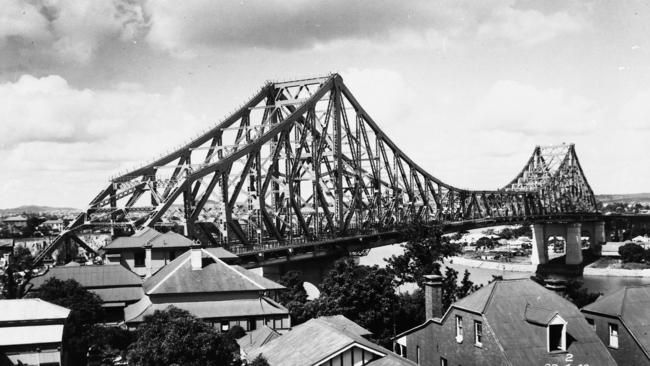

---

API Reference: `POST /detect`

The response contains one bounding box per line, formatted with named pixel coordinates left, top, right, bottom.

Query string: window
left=586, top=317, right=595, bottom=331
left=248, top=317, right=257, bottom=331
left=220, top=321, right=230, bottom=332
left=416, top=346, right=420, bottom=364
left=273, top=317, right=283, bottom=329
left=474, top=320, right=483, bottom=346
left=455, top=315, right=463, bottom=342
left=133, top=250, right=145, bottom=267
left=609, top=323, right=619, bottom=348
left=440, top=357, right=448, bottom=366
left=547, top=315, right=567, bottom=352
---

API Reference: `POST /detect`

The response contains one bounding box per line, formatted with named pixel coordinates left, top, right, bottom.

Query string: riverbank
left=584, top=258, right=650, bottom=277
left=447, top=256, right=535, bottom=273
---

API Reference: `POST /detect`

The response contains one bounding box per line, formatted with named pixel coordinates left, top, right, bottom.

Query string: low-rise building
left=39, top=219, right=65, bottom=233
left=124, top=247, right=290, bottom=333
left=243, top=315, right=416, bottom=366
left=394, top=276, right=616, bottom=366
left=0, top=299, right=70, bottom=366
left=28, top=263, right=144, bottom=323
left=582, top=285, right=650, bottom=366
left=2, top=216, right=28, bottom=235
left=104, top=228, right=237, bottom=277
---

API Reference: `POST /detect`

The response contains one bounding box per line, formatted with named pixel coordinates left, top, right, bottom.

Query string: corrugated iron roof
left=237, top=325, right=281, bottom=355
left=29, top=264, right=142, bottom=289
left=247, top=317, right=390, bottom=366
left=123, top=296, right=288, bottom=323
left=143, top=248, right=284, bottom=295
left=0, top=299, right=70, bottom=322
left=0, top=324, right=65, bottom=346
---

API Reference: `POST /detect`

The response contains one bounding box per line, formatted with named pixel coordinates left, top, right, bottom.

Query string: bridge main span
left=34, top=74, right=601, bottom=266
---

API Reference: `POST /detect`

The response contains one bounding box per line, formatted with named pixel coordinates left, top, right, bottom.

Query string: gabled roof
left=106, top=228, right=196, bottom=250
left=143, top=248, right=284, bottom=295
left=247, top=316, right=399, bottom=366
left=29, top=264, right=142, bottom=289
left=3, top=215, right=27, bottom=222
left=582, top=285, right=650, bottom=357
left=0, top=299, right=70, bottom=322
left=396, top=279, right=616, bottom=366
left=318, top=315, right=373, bottom=337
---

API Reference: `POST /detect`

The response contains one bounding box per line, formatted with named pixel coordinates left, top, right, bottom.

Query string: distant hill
left=0, top=205, right=80, bottom=215
left=596, top=193, right=650, bottom=204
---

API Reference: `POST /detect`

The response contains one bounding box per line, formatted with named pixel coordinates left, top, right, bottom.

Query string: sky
left=2, top=0, right=650, bottom=208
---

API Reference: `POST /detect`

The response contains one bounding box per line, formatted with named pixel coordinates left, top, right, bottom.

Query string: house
left=104, top=228, right=237, bottom=277
left=0, top=298, right=70, bottom=366
left=243, top=315, right=416, bottom=366
left=582, top=285, right=650, bottom=366
left=2, top=216, right=28, bottom=235
left=0, top=239, right=13, bottom=268
left=28, top=263, right=144, bottom=323
left=237, top=325, right=281, bottom=359
left=123, top=247, right=290, bottom=333
left=39, top=219, right=65, bottom=233
left=393, top=276, right=616, bottom=366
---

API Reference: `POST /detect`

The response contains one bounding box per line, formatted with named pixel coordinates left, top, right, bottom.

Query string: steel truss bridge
left=33, top=74, right=599, bottom=265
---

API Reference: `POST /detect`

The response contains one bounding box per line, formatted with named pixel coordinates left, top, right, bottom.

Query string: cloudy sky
left=2, top=0, right=650, bottom=208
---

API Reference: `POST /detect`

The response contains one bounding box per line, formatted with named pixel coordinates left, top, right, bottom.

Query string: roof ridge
left=146, top=256, right=191, bottom=294
left=203, top=249, right=265, bottom=290
left=482, top=280, right=500, bottom=313
left=620, top=286, right=629, bottom=317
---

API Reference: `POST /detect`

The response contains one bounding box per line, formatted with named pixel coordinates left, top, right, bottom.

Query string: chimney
left=190, top=246, right=203, bottom=271
left=424, top=274, right=443, bottom=319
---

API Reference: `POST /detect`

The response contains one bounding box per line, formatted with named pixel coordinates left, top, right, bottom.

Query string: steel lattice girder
left=33, top=74, right=598, bottom=264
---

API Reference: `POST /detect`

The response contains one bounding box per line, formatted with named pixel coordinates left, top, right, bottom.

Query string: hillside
left=596, top=193, right=650, bottom=204
left=0, top=205, right=80, bottom=215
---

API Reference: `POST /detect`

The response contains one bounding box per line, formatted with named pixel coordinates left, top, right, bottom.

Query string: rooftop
left=582, top=284, right=650, bottom=357
left=29, top=264, right=142, bottom=289
left=0, top=299, right=70, bottom=323
left=237, top=325, right=281, bottom=355
left=105, top=228, right=196, bottom=250
left=143, top=248, right=284, bottom=295
left=247, top=316, right=414, bottom=366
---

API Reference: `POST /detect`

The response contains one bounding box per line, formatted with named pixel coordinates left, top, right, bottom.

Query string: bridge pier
left=531, top=222, right=589, bottom=265
left=581, top=221, right=605, bottom=255
left=254, top=254, right=349, bottom=287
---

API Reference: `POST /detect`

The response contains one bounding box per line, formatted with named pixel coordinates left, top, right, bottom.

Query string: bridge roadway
left=236, top=213, right=605, bottom=269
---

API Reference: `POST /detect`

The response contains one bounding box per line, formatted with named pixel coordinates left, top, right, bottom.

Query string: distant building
left=28, top=263, right=144, bottom=323
left=39, top=219, right=65, bottom=233
left=0, top=298, right=70, bottom=366
left=394, top=277, right=616, bottom=366
left=2, top=216, right=28, bottom=235
left=104, top=228, right=238, bottom=277
left=582, top=285, right=650, bottom=366
left=124, top=247, right=290, bottom=333
left=243, top=315, right=415, bottom=366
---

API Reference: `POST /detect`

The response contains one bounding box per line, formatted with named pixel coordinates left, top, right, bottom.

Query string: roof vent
left=191, top=247, right=202, bottom=270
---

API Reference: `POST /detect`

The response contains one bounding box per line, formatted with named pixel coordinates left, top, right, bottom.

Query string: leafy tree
left=476, top=237, right=495, bottom=250
left=1, top=245, right=35, bottom=298
left=441, top=267, right=480, bottom=312
left=36, top=278, right=104, bottom=366
left=249, top=355, right=270, bottom=366
left=307, top=258, right=399, bottom=347
left=277, top=271, right=312, bottom=325
left=87, top=326, right=135, bottom=366
left=393, top=290, right=425, bottom=335
left=226, top=325, right=246, bottom=340
left=127, top=307, right=240, bottom=366
left=386, top=225, right=461, bottom=288
left=529, top=276, right=600, bottom=308
left=619, top=242, right=645, bottom=263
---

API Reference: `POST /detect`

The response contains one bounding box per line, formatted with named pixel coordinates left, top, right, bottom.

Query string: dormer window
left=547, top=314, right=567, bottom=352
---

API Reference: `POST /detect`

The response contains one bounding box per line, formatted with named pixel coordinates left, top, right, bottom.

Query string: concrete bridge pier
left=255, top=253, right=350, bottom=287
left=531, top=222, right=585, bottom=265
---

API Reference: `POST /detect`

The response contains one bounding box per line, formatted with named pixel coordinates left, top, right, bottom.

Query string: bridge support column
left=565, top=223, right=583, bottom=265
left=531, top=224, right=549, bottom=265
left=592, top=221, right=605, bottom=255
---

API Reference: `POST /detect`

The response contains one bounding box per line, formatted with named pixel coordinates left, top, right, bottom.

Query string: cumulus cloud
left=0, top=74, right=208, bottom=207
left=144, top=0, right=588, bottom=56
left=0, top=0, right=148, bottom=64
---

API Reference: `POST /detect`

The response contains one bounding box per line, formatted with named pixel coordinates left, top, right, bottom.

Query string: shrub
left=619, top=243, right=645, bottom=263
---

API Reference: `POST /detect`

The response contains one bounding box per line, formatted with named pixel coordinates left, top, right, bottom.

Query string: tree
left=1, top=245, right=35, bottom=299
left=277, top=271, right=312, bottom=325
left=86, top=326, right=135, bottom=366
left=308, top=258, right=399, bottom=347
left=226, top=325, right=246, bottom=340
left=36, top=278, right=105, bottom=366
left=441, top=267, right=480, bottom=312
left=127, top=307, right=241, bottom=366
left=619, top=243, right=645, bottom=263
left=249, top=355, right=270, bottom=366
left=476, top=237, right=495, bottom=250
left=386, top=225, right=461, bottom=288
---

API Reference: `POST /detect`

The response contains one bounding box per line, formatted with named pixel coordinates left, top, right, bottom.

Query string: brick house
left=582, top=285, right=650, bottom=366
left=393, top=276, right=616, bottom=366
